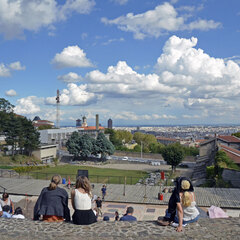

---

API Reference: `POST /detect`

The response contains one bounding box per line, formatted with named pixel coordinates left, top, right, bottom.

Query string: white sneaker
left=171, top=223, right=187, bottom=227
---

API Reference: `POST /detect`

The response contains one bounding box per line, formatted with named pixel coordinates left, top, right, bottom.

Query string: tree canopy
left=66, top=132, right=115, bottom=160
left=162, top=144, right=184, bottom=170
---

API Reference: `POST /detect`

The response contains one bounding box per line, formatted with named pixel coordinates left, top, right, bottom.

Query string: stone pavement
left=0, top=217, right=240, bottom=240
left=1, top=178, right=240, bottom=208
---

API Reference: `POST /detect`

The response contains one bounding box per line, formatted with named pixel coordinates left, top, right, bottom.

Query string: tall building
left=76, top=119, right=82, bottom=127
left=108, top=118, right=113, bottom=129
left=82, top=116, right=87, bottom=127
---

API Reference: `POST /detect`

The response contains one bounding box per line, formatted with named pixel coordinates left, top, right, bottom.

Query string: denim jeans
left=174, top=214, right=199, bottom=224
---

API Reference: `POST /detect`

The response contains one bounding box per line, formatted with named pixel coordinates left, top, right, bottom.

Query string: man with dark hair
left=120, top=207, right=137, bottom=221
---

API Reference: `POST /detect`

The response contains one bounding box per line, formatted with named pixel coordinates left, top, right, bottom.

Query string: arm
left=63, top=191, right=70, bottom=222
left=10, top=200, right=14, bottom=214
left=33, top=188, right=47, bottom=220
left=176, top=202, right=183, bottom=232
left=71, top=190, right=76, bottom=210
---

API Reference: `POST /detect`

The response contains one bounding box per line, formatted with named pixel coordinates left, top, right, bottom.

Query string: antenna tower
left=56, top=89, right=60, bottom=128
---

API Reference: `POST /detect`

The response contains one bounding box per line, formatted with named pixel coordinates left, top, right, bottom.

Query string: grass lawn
left=30, top=165, right=147, bottom=185
left=0, top=165, right=16, bottom=169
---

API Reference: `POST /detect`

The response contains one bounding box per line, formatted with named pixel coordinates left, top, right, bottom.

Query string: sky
left=0, top=0, right=240, bottom=127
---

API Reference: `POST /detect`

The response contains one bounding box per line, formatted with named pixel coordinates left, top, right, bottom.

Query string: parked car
left=122, top=156, right=128, bottom=161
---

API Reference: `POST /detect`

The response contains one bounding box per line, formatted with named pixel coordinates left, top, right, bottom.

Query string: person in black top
left=95, top=197, right=102, bottom=217
left=33, top=175, right=70, bottom=222
left=157, top=177, right=194, bottom=226
left=115, top=211, right=119, bottom=221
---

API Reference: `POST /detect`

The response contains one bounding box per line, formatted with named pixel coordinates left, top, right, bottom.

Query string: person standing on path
left=101, top=185, right=107, bottom=201
left=95, top=197, right=103, bottom=217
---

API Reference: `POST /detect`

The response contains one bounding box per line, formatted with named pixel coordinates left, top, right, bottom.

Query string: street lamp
left=141, top=141, right=143, bottom=159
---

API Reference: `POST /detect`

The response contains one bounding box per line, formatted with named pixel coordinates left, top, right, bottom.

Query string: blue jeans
left=165, top=209, right=199, bottom=224
left=174, top=214, right=199, bottom=224
left=1, top=211, right=12, bottom=218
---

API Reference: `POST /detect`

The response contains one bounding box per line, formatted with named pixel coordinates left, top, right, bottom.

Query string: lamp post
left=141, top=141, right=143, bottom=159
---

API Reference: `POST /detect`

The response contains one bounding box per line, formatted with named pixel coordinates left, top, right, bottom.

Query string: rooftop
left=217, top=135, right=240, bottom=143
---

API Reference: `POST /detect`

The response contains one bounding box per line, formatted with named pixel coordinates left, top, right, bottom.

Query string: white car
left=122, top=156, right=128, bottom=161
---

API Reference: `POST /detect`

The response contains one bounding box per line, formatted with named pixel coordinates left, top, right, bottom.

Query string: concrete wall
left=32, top=145, right=57, bottom=162
left=222, top=168, right=240, bottom=188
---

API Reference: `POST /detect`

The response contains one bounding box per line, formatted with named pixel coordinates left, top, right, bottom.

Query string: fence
left=0, top=169, right=144, bottom=185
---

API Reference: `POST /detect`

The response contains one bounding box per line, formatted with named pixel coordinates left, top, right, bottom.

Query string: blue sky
left=0, top=0, right=240, bottom=126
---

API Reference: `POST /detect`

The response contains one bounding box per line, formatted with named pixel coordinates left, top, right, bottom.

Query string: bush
left=206, top=166, right=215, bottom=179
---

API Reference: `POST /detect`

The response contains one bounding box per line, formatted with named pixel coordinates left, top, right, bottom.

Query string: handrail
left=0, top=184, right=7, bottom=193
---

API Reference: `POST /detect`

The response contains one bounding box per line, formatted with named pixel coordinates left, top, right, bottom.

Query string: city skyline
left=0, top=0, right=240, bottom=126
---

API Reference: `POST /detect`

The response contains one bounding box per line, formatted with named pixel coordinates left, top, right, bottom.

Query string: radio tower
left=56, top=89, right=60, bottom=128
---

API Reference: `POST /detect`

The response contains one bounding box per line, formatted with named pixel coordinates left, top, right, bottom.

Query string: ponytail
left=48, top=175, right=61, bottom=190
left=182, top=191, right=191, bottom=207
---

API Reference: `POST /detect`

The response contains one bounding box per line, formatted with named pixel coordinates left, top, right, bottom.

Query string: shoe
left=157, top=219, right=171, bottom=226
left=171, top=222, right=187, bottom=227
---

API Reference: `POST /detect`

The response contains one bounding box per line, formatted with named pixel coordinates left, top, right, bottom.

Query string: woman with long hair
left=71, top=176, right=97, bottom=225
left=33, top=175, right=70, bottom=222
left=174, top=180, right=200, bottom=232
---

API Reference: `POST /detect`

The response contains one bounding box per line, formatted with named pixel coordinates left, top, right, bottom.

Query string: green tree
left=162, top=144, right=184, bottom=171
left=232, top=132, right=240, bottom=138
left=133, top=132, right=145, bottom=145
left=133, top=144, right=141, bottom=152
left=38, top=125, right=53, bottom=130
left=0, top=98, right=14, bottom=113
left=104, top=128, right=122, bottom=146
left=95, top=132, right=115, bottom=159
left=22, top=118, right=40, bottom=156
left=66, top=132, right=80, bottom=157
left=115, top=130, right=133, bottom=144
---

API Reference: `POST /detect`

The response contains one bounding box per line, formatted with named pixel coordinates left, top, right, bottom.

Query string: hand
left=176, top=225, right=183, bottom=232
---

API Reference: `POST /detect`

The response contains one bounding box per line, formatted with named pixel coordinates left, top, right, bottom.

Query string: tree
left=0, top=98, right=14, bottom=113
left=104, top=128, right=121, bottom=146
left=232, top=132, right=240, bottom=138
left=22, top=118, right=40, bottom=156
left=162, top=144, right=184, bottom=171
left=115, top=130, right=133, bottom=144
left=66, top=132, right=80, bottom=157
left=133, top=132, right=145, bottom=145
left=95, top=132, right=115, bottom=159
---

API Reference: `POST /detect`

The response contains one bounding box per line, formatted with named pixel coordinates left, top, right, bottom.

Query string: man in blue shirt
left=120, top=207, right=137, bottom=221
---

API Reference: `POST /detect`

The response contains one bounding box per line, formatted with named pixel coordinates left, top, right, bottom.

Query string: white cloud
left=52, top=46, right=94, bottom=68
left=101, top=2, right=220, bottom=39
left=155, top=35, right=240, bottom=101
left=9, top=61, right=26, bottom=70
left=45, top=83, right=99, bottom=106
left=5, top=89, right=17, bottom=96
left=14, top=96, right=41, bottom=115
left=86, top=61, right=179, bottom=97
left=57, top=72, right=83, bottom=83
left=0, top=61, right=25, bottom=77
left=112, top=111, right=177, bottom=121
left=0, top=0, right=95, bottom=39
left=0, top=64, right=10, bottom=77
left=102, top=37, right=125, bottom=45
left=110, top=0, right=128, bottom=5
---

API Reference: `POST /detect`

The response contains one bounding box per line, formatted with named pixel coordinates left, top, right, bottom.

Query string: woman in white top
left=71, top=176, right=97, bottom=225
left=175, top=180, right=199, bottom=232
left=0, top=193, right=14, bottom=214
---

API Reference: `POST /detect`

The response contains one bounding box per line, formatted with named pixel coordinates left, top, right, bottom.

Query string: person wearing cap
left=120, top=207, right=137, bottom=221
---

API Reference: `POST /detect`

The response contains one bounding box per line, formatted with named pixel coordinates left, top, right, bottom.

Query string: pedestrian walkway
left=1, top=178, right=240, bottom=208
